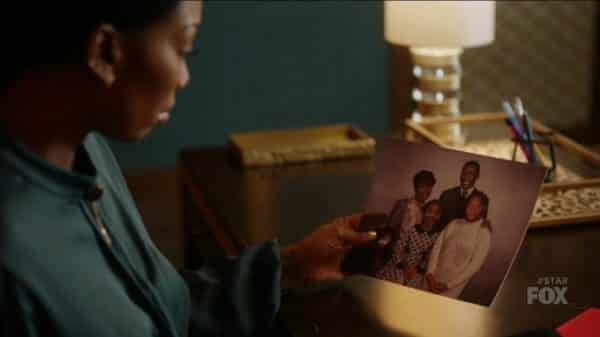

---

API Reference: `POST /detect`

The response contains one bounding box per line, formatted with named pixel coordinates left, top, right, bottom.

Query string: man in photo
left=439, top=160, right=489, bottom=227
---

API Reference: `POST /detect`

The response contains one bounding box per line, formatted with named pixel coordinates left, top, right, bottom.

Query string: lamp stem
left=410, top=47, right=464, bottom=145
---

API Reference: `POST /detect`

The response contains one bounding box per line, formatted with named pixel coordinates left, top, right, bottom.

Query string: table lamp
left=385, top=1, right=495, bottom=144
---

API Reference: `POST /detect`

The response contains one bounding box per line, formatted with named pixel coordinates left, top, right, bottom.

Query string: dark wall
left=110, top=1, right=390, bottom=169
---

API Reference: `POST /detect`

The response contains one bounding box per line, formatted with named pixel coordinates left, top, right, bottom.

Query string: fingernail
left=367, top=231, right=377, bottom=238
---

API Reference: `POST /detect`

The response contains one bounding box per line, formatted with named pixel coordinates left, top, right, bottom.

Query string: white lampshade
left=384, top=1, right=495, bottom=48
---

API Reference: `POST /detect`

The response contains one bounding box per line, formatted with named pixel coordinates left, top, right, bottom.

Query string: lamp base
left=410, top=47, right=464, bottom=145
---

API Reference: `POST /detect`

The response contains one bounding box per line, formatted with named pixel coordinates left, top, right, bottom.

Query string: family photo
left=363, top=140, right=546, bottom=306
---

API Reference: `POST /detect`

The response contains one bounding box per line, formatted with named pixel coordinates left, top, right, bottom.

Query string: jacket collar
left=0, top=130, right=100, bottom=201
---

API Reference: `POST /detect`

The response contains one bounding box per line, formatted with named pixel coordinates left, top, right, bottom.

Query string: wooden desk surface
left=180, top=147, right=600, bottom=336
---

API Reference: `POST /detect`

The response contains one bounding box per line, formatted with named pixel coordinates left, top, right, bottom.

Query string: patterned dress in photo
left=376, top=226, right=439, bottom=289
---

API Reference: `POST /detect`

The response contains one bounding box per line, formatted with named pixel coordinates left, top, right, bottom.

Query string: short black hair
left=462, top=160, right=480, bottom=177
left=467, top=192, right=489, bottom=219
left=1, top=1, right=179, bottom=88
left=413, top=170, right=436, bottom=189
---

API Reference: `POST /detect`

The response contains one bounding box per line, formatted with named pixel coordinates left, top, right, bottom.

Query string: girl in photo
left=376, top=200, right=443, bottom=289
left=425, top=192, right=492, bottom=299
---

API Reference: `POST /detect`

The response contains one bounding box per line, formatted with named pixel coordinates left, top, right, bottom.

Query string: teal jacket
left=0, top=131, right=283, bottom=337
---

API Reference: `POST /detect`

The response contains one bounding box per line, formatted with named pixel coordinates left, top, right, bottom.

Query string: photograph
left=3, top=1, right=600, bottom=336
left=359, top=139, right=546, bottom=306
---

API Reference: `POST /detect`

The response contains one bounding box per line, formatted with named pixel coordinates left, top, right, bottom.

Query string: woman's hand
left=377, top=232, right=392, bottom=246
left=432, top=282, right=448, bottom=293
left=425, top=273, right=448, bottom=293
left=425, top=273, right=435, bottom=290
left=281, top=214, right=377, bottom=286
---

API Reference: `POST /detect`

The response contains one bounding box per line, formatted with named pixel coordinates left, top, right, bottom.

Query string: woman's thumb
left=338, top=227, right=377, bottom=246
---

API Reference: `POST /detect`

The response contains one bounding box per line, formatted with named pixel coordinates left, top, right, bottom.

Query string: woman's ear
left=86, top=24, right=124, bottom=87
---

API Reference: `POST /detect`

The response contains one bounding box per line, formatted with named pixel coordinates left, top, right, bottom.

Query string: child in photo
left=425, top=193, right=492, bottom=298
left=376, top=200, right=443, bottom=289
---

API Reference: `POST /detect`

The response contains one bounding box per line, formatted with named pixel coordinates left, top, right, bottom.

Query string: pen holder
left=510, top=130, right=557, bottom=183
left=404, top=112, right=600, bottom=228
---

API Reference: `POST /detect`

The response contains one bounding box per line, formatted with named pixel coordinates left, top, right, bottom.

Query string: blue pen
left=502, top=100, right=526, bottom=137
left=502, top=100, right=533, bottom=163
left=515, top=97, right=538, bottom=164
left=505, top=119, right=533, bottom=163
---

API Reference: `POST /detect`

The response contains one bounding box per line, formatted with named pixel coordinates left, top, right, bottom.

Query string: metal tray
left=229, top=124, right=375, bottom=167
left=404, top=112, right=600, bottom=228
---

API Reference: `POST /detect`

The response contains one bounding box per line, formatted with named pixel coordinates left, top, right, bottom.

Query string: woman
left=376, top=200, right=443, bottom=289
left=424, top=192, right=492, bottom=299
left=0, top=2, right=375, bottom=336
left=386, top=170, right=436, bottom=235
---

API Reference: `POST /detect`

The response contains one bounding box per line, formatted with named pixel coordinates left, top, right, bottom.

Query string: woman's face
left=415, top=184, right=433, bottom=204
left=98, top=1, right=202, bottom=141
left=421, top=203, right=442, bottom=232
left=465, top=196, right=483, bottom=222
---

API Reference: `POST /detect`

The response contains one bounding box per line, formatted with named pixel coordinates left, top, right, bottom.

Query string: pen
left=509, top=98, right=549, bottom=168
left=515, top=97, right=538, bottom=165
left=533, top=143, right=551, bottom=169
left=502, top=100, right=526, bottom=137
left=503, top=100, right=533, bottom=163
left=505, top=119, right=533, bottom=163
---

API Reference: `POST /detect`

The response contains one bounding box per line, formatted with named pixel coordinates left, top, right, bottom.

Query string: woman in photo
left=425, top=192, right=492, bottom=299
left=372, top=170, right=436, bottom=272
left=376, top=199, right=443, bottom=288
left=386, top=170, right=436, bottom=235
